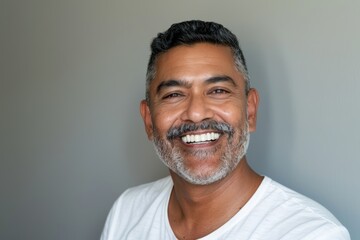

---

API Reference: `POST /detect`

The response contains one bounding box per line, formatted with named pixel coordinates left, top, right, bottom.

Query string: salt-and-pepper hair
left=145, top=20, right=250, bottom=103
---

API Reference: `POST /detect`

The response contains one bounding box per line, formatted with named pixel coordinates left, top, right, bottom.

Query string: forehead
left=153, top=43, right=242, bottom=84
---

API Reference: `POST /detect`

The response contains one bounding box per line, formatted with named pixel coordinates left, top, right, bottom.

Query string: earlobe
left=246, top=88, right=260, bottom=132
left=140, top=100, right=154, bottom=140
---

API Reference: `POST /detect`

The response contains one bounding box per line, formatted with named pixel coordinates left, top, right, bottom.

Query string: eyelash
left=163, top=92, right=183, bottom=99
left=209, top=89, right=230, bottom=94
left=161, top=88, right=230, bottom=100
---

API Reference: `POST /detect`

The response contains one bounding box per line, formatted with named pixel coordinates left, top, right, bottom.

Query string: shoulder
left=267, top=177, right=339, bottom=223
left=100, top=176, right=173, bottom=240
left=119, top=175, right=172, bottom=201
left=260, top=177, right=350, bottom=239
left=111, top=175, right=172, bottom=214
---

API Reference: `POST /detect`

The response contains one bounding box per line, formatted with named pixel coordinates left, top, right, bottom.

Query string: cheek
left=214, top=103, right=246, bottom=124
left=152, top=108, right=180, bottom=133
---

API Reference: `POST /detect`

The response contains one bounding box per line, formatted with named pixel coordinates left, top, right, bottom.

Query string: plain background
left=1, top=0, right=359, bottom=239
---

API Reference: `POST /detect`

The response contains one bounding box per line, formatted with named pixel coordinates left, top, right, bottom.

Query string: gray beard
left=152, top=122, right=250, bottom=185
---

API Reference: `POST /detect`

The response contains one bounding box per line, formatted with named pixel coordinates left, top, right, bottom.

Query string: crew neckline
left=163, top=176, right=271, bottom=239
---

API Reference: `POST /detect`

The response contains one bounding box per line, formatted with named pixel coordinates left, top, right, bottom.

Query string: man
left=101, top=20, right=350, bottom=239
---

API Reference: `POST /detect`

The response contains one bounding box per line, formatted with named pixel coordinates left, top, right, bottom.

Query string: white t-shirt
left=100, top=176, right=350, bottom=240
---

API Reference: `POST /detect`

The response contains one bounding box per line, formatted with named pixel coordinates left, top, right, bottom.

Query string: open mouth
left=181, top=132, right=221, bottom=144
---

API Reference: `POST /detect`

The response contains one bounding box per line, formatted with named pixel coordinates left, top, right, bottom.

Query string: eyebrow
left=205, top=75, right=237, bottom=86
left=156, top=79, right=191, bottom=94
left=155, top=75, right=237, bottom=95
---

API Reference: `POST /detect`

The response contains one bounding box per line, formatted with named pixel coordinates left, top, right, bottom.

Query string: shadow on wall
left=246, top=35, right=294, bottom=183
left=123, top=84, right=168, bottom=187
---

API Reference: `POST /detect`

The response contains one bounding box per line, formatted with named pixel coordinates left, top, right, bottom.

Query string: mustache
left=166, top=120, right=234, bottom=140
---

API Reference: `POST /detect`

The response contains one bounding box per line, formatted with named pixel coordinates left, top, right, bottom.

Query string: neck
left=168, top=158, right=263, bottom=239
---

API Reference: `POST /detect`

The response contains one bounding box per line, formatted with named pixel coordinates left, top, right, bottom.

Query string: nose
left=180, top=95, right=214, bottom=123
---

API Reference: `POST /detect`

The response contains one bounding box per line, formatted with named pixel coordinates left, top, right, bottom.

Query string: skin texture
left=140, top=43, right=263, bottom=239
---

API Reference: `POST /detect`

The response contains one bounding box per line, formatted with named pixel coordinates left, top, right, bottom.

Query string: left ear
left=246, top=88, right=260, bottom=132
left=140, top=100, right=154, bottom=140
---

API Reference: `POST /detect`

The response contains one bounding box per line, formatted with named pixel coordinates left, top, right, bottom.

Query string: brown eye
left=211, top=89, right=229, bottom=94
left=163, top=92, right=183, bottom=99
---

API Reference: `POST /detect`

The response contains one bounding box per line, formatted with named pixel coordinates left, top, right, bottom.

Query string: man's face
left=140, top=43, right=258, bottom=185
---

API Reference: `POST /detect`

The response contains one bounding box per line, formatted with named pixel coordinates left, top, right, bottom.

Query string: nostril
left=181, top=97, right=214, bottom=123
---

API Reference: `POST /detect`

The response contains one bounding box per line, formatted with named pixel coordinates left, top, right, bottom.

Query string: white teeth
left=181, top=132, right=220, bottom=144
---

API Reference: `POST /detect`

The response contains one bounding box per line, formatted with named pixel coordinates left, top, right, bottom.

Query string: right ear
left=246, top=88, right=260, bottom=132
left=140, top=100, right=154, bottom=140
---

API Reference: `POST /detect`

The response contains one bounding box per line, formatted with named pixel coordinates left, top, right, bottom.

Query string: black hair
left=146, top=20, right=250, bottom=102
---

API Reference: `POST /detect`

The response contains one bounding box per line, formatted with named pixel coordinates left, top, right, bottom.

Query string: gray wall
left=1, top=1, right=359, bottom=239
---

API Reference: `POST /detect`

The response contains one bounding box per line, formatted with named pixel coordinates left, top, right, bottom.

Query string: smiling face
left=140, top=43, right=259, bottom=185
